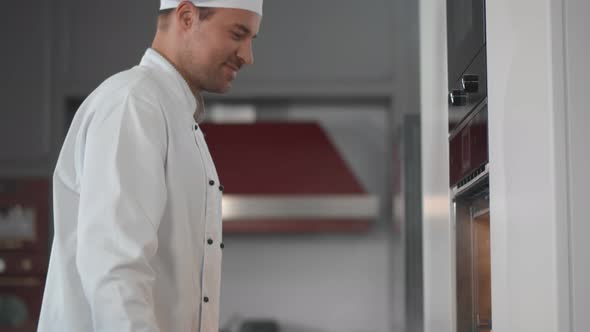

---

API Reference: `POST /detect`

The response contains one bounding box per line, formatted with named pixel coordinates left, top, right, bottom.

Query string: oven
left=447, top=0, right=491, bottom=331
left=0, top=179, right=50, bottom=331
left=449, top=102, right=491, bottom=332
left=450, top=100, right=491, bottom=332
left=453, top=172, right=491, bottom=332
left=446, top=0, right=486, bottom=93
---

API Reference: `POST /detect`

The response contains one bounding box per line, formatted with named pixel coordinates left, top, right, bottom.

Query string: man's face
left=179, top=6, right=261, bottom=93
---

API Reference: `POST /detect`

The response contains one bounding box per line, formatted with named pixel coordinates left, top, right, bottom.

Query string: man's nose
left=237, top=40, right=254, bottom=66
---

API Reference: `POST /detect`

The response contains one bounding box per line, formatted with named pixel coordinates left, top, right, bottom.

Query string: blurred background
left=0, top=1, right=421, bottom=331
left=1, top=0, right=589, bottom=332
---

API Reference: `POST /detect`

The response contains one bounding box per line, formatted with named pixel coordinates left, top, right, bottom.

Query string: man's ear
left=176, top=1, right=197, bottom=29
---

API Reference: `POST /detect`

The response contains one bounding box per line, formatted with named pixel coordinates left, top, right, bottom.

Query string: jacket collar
left=140, top=48, right=204, bottom=120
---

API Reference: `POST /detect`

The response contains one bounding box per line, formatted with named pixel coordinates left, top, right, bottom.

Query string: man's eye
left=232, top=32, right=243, bottom=40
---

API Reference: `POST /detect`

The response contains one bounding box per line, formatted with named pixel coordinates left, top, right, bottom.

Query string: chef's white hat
left=160, top=0, right=263, bottom=16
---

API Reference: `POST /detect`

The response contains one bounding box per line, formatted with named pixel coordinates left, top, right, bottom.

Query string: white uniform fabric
left=38, top=48, right=224, bottom=332
left=160, top=0, right=263, bottom=16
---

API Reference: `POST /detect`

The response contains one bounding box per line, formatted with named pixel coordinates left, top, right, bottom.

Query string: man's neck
left=151, top=44, right=204, bottom=113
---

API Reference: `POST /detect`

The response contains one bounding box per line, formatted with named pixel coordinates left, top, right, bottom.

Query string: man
left=38, top=1, right=262, bottom=331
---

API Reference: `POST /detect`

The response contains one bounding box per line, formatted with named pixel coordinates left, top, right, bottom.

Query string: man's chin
left=204, top=82, right=232, bottom=94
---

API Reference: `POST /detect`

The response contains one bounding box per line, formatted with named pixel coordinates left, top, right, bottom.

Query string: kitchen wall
left=221, top=231, right=392, bottom=332
left=215, top=102, right=395, bottom=331
left=0, top=1, right=55, bottom=176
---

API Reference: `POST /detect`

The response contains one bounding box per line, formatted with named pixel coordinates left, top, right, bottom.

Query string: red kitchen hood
left=200, top=122, right=379, bottom=233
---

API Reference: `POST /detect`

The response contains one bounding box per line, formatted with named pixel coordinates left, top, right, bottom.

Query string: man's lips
left=224, top=63, right=240, bottom=80
left=225, top=63, right=240, bottom=71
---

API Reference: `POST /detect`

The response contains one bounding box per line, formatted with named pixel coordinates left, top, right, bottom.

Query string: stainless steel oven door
left=453, top=173, right=492, bottom=332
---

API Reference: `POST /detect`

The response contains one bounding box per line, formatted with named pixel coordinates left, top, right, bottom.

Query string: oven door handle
left=476, top=313, right=492, bottom=329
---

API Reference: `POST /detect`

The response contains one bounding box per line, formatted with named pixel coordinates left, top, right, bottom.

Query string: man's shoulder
left=96, top=66, right=161, bottom=101
left=78, top=67, right=166, bottom=126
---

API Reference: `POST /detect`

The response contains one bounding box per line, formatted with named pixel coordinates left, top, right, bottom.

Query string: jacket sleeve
left=75, top=93, right=168, bottom=332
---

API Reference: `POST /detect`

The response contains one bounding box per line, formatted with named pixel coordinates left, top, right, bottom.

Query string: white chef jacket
left=38, top=48, right=224, bottom=332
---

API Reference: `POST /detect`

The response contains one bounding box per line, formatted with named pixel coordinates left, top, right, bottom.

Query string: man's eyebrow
left=233, top=24, right=257, bottom=38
